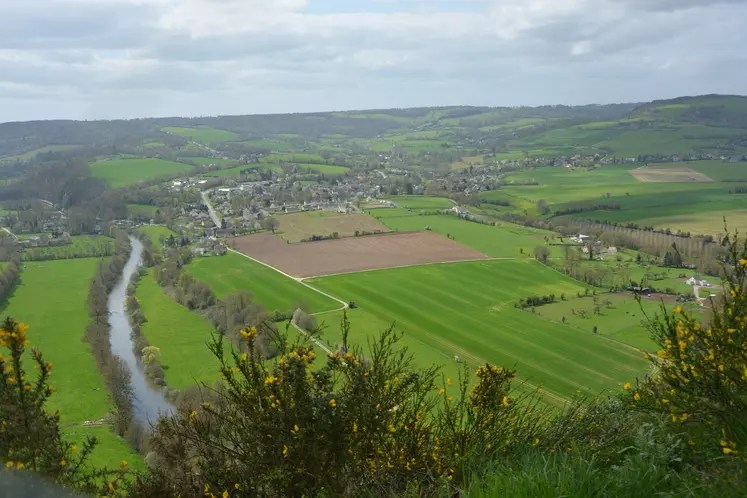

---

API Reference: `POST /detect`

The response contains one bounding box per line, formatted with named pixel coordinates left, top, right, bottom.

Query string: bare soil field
left=630, top=167, right=713, bottom=183
left=275, top=211, right=389, bottom=243
left=232, top=231, right=489, bottom=278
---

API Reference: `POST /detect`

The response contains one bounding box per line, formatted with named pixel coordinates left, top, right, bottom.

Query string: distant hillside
left=628, top=94, right=747, bottom=128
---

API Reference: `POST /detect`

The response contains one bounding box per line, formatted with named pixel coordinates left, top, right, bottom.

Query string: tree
left=263, top=217, right=279, bottom=234
left=533, top=246, right=550, bottom=264
left=141, top=346, right=162, bottom=366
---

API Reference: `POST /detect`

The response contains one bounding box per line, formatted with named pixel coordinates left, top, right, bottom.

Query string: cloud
left=0, top=0, right=746, bottom=121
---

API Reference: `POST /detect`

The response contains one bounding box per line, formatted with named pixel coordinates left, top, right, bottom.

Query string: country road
left=201, top=190, right=221, bottom=228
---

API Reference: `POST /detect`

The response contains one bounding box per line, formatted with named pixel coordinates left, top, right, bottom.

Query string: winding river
left=108, top=237, right=173, bottom=425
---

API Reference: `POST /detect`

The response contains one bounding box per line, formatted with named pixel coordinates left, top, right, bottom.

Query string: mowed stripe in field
left=309, top=260, right=648, bottom=401
left=187, top=251, right=338, bottom=313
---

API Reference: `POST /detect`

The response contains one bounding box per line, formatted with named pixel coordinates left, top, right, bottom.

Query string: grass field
left=127, top=204, right=159, bottom=215
left=261, top=153, right=326, bottom=164
left=22, top=235, right=115, bottom=261
left=178, top=157, right=239, bottom=166
left=163, top=126, right=240, bottom=143
left=0, top=258, right=143, bottom=469
left=308, top=260, right=648, bottom=402
left=186, top=252, right=338, bottom=313
left=295, top=163, right=350, bottom=174
left=90, top=157, right=193, bottom=187
left=274, top=211, right=388, bottom=243
left=136, top=273, right=219, bottom=388
left=137, top=225, right=178, bottom=246
left=203, top=164, right=282, bottom=177
left=369, top=210, right=561, bottom=258
left=385, top=196, right=454, bottom=210
left=242, top=139, right=293, bottom=151
left=0, top=145, right=79, bottom=163
left=532, top=293, right=684, bottom=352
left=634, top=209, right=747, bottom=236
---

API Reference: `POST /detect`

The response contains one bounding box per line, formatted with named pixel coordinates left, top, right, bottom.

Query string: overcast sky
left=1, top=0, right=745, bottom=123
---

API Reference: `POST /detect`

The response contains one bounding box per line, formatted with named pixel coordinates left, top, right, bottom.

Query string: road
left=201, top=190, right=221, bottom=228
left=2, top=227, right=18, bottom=240
left=376, top=170, right=388, bottom=179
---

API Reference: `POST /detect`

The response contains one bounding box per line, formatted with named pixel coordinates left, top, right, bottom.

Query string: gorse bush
left=132, top=316, right=554, bottom=497
left=0, top=317, right=129, bottom=494
left=627, top=232, right=747, bottom=462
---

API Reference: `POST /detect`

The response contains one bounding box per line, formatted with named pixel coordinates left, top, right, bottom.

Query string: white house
left=570, top=234, right=591, bottom=243
left=686, top=276, right=711, bottom=287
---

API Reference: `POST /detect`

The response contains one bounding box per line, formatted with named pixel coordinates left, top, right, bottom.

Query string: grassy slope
left=186, top=252, right=338, bottom=313
left=136, top=273, right=219, bottom=388
left=1, top=259, right=142, bottom=469
left=90, top=158, right=193, bottom=188
left=162, top=126, right=240, bottom=143
left=309, top=260, right=647, bottom=402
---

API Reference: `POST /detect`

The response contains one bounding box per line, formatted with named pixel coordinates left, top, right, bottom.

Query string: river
left=108, top=237, right=173, bottom=425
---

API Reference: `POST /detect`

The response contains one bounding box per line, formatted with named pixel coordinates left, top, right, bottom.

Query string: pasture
left=274, top=211, right=388, bottom=243
left=1, top=258, right=143, bottom=469
left=186, top=251, right=338, bottom=313
left=233, top=231, right=488, bottom=278
left=137, top=225, right=179, bottom=246
left=0, top=145, right=79, bottom=163
left=162, top=126, right=240, bottom=143
left=308, top=260, right=648, bottom=402
left=385, top=196, right=454, bottom=210
left=203, top=164, right=282, bottom=177
left=90, top=157, right=193, bottom=187
left=136, top=273, right=219, bottom=388
left=295, top=163, right=350, bottom=175
left=261, top=153, right=326, bottom=164
left=531, top=292, right=681, bottom=352
left=630, top=167, right=713, bottom=183
left=178, top=157, right=239, bottom=166
left=21, top=235, right=115, bottom=261
left=370, top=211, right=561, bottom=259
left=637, top=209, right=747, bottom=236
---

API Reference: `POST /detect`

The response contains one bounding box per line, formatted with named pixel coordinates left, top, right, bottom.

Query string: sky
left=1, top=0, right=746, bottom=122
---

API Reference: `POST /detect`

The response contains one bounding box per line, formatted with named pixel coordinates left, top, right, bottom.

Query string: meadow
left=385, top=195, right=454, bottom=210
left=369, top=210, right=561, bottom=258
left=22, top=235, right=115, bottom=261
left=136, top=273, right=219, bottom=388
left=127, top=204, right=159, bottom=215
left=296, top=163, right=350, bottom=174
left=162, top=126, right=240, bottom=143
left=261, top=153, right=326, bottom=164
left=203, top=163, right=282, bottom=177
left=177, top=157, right=239, bottom=166
left=0, top=145, right=80, bottom=163
left=186, top=252, right=338, bottom=314
left=531, top=292, right=682, bottom=352
left=308, top=260, right=647, bottom=402
left=1, top=258, right=143, bottom=469
left=90, top=157, right=193, bottom=187
left=137, top=225, right=178, bottom=246
left=274, top=211, right=388, bottom=243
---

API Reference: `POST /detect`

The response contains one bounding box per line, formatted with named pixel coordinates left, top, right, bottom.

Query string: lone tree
left=263, top=217, right=279, bottom=234
left=533, top=246, right=550, bottom=264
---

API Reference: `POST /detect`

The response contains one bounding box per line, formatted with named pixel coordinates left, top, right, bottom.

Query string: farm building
left=686, top=276, right=712, bottom=287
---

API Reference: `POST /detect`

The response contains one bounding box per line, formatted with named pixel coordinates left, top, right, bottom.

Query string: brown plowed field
left=232, top=231, right=489, bottom=278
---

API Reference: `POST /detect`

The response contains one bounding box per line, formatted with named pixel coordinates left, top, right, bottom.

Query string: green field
left=162, top=126, right=240, bottom=143
left=136, top=273, right=219, bottom=388
left=90, top=157, right=193, bottom=187
left=186, top=252, right=338, bottom=314
left=22, top=235, right=115, bottom=261
left=261, top=153, right=326, bottom=164
left=177, top=157, right=239, bottom=166
left=308, top=260, right=647, bottom=402
left=370, top=210, right=561, bottom=258
left=203, top=163, right=282, bottom=177
left=385, top=196, right=454, bottom=210
left=242, top=139, right=293, bottom=151
left=296, top=163, right=350, bottom=174
left=137, top=225, right=178, bottom=246
left=127, top=204, right=159, bottom=215
left=0, top=145, right=79, bottom=163
left=531, top=293, right=681, bottom=352
left=1, top=259, right=143, bottom=469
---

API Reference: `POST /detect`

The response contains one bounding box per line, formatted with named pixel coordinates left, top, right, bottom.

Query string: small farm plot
left=90, top=157, right=193, bottom=187
left=274, top=212, right=389, bottom=243
left=308, top=260, right=648, bottom=402
left=232, top=231, right=488, bottom=278
left=630, top=167, right=713, bottom=183
left=186, top=252, right=338, bottom=313
left=136, top=273, right=219, bottom=388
